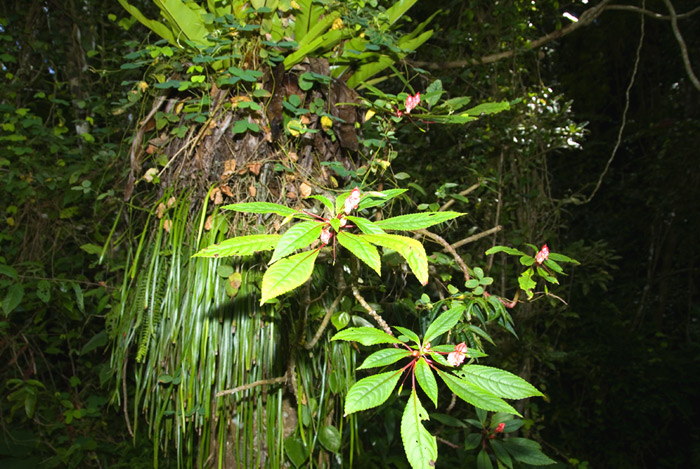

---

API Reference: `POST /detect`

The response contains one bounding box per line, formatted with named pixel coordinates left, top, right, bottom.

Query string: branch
left=451, top=225, right=503, bottom=250
left=661, top=0, right=700, bottom=92
left=607, top=4, right=700, bottom=20
left=409, top=0, right=613, bottom=70
left=575, top=0, right=645, bottom=204
left=216, top=376, right=287, bottom=397
left=305, top=263, right=347, bottom=350
left=351, top=285, right=393, bottom=336
left=417, top=228, right=470, bottom=283
left=439, top=180, right=481, bottom=212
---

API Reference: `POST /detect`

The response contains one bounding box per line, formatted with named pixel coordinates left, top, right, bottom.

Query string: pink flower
left=535, top=244, right=549, bottom=264
left=344, top=187, right=361, bottom=215
left=495, top=423, right=505, bottom=433
left=447, top=342, right=468, bottom=367
left=405, top=92, right=420, bottom=114
left=320, top=226, right=332, bottom=245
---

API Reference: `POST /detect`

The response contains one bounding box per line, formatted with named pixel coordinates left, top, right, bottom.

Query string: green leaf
left=80, top=243, right=103, bottom=255
left=437, top=370, right=520, bottom=416
left=401, top=390, right=438, bottom=469
left=346, top=216, right=385, bottom=235
left=270, top=221, right=323, bottom=264
left=260, top=249, right=319, bottom=305
left=193, top=234, right=281, bottom=257
left=394, top=326, right=420, bottom=345
left=318, top=425, right=341, bottom=453
left=36, top=280, right=50, bottom=303
left=344, top=369, right=402, bottom=415
left=477, top=449, right=494, bottom=469
left=331, top=326, right=402, bottom=346
left=423, top=306, right=464, bottom=343
left=490, top=440, right=513, bottom=469
left=357, top=189, right=407, bottom=210
left=305, top=194, right=334, bottom=214
left=415, top=358, right=438, bottom=407
left=548, top=252, right=580, bottom=264
left=464, top=101, right=510, bottom=116
left=457, top=366, right=542, bottom=400
left=361, top=233, right=429, bottom=285
left=221, top=202, right=300, bottom=217
left=331, top=311, right=350, bottom=330
left=485, top=246, right=526, bottom=256
left=357, top=348, right=412, bottom=370
left=80, top=331, right=108, bottom=355
left=337, top=231, right=381, bottom=275
left=0, top=264, right=18, bottom=280
left=502, top=438, right=556, bottom=465
left=2, top=284, right=24, bottom=316
left=375, top=211, right=463, bottom=231
left=72, top=282, right=84, bottom=313
left=284, top=436, right=309, bottom=467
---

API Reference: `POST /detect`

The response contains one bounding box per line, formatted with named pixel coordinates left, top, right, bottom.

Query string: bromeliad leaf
left=357, top=348, right=412, bottom=370
left=222, top=202, right=301, bottom=217
left=346, top=216, right=385, bottom=235
left=331, top=326, right=402, bottom=346
left=260, top=249, right=319, bottom=305
left=415, top=358, right=438, bottom=407
left=401, top=390, right=438, bottom=469
left=423, top=305, right=465, bottom=343
left=269, top=221, right=323, bottom=264
left=361, top=233, right=429, bottom=285
left=344, top=369, right=402, bottom=415
left=337, top=231, right=381, bottom=275
left=456, top=365, right=543, bottom=400
left=375, top=211, right=463, bottom=231
left=437, top=370, right=520, bottom=416
left=193, top=234, right=281, bottom=258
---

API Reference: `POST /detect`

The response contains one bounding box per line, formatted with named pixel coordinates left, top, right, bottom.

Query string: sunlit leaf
left=344, top=369, right=402, bottom=415
left=401, top=390, right=438, bottom=469
left=375, top=211, right=463, bottom=231
left=423, top=306, right=464, bottom=343
left=361, top=233, right=428, bottom=285
left=415, top=358, right=438, bottom=407
left=456, top=365, right=543, bottom=400
left=346, top=216, right=385, bottom=235
left=193, top=234, right=281, bottom=257
left=270, top=221, right=323, bottom=264
left=260, top=249, right=319, bottom=305
left=337, top=231, right=381, bottom=275
left=221, top=202, right=300, bottom=217
left=437, top=370, right=519, bottom=416
left=357, top=348, right=412, bottom=370
left=331, top=326, right=402, bottom=346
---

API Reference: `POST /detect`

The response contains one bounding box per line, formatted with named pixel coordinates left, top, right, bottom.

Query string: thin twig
left=577, top=0, right=645, bottom=204
left=662, top=0, right=700, bottom=92
left=436, top=436, right=460, bottom=449
left=451, top=225, right=503, bottom=250
left=607, top=4, right=700, bottom=20
left=409, top=0, right=612, bottom=70
left=306, top=264, right=347, bottom=349
left=439, top=181, right=481, bottom=212
left=122, top=356, right=133, bottom=438
left=216, top=376, right=287, bottom=397
left=351, top=285, right=393, bottom=336
left=417, top=229, right=470, bottom=283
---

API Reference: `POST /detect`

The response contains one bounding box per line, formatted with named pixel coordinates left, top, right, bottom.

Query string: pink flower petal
left=344, top=187, right=361, bottom=214
left=536, top=244, right=549, bottom=264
